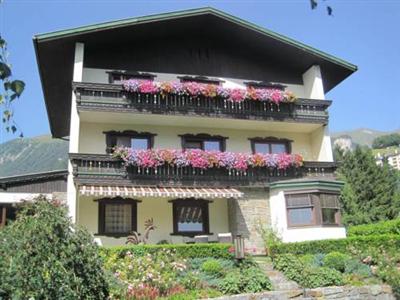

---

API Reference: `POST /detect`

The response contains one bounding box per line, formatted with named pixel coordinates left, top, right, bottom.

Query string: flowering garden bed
left=102, top=245, right=272, bottom=300
left=123, top=79, right=296, bottom=104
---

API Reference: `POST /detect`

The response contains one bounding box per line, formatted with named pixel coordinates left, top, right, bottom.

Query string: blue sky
left=0, top=0, right=399, bottom=143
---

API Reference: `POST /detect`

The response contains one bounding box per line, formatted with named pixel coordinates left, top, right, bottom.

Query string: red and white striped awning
left=79, top=185, right=243, bottom=199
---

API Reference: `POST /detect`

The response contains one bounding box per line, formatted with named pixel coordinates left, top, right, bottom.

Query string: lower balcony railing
left=70, top=153, right=337, bottom=187
left=73, top=82, right=331, bottom=124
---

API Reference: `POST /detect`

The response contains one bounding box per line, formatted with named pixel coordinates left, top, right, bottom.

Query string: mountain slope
left=0, top=135, right=68, bottom=177
left=331, top=128, right=400, bottom=147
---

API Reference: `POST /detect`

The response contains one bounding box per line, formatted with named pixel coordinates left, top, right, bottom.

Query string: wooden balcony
left=70, top=153, right=337, bottom=187
left=73, top=82, right=331, bottom=124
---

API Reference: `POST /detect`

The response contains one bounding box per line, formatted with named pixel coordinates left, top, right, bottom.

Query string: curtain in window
left=105, top=204, right=132, bottom=233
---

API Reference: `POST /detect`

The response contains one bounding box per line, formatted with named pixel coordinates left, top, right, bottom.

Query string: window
left=172, top=199, right=210, bottom=236
left=285, top=192, right=341, bottom=228
left=180, top=134, right=227, bottom=151
left=286, top=194, right=315, bottom=226
left=249, top=137, right=291, bottom=154
left=107, top=70, right=156, bottom=84
left=320, top=194, right=341, bottom=225
left=177, top=75, right=224, bottom=85
left=104, top=130, right=156, bottom=153
left=98, top=198, right=138, bottom=236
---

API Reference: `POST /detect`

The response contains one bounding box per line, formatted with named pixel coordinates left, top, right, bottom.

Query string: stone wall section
left=212, top=285, right=395, bottom=300
left=228, top=188, right=271, bottom=254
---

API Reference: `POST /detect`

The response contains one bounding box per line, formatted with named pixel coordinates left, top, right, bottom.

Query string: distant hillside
left=331, top=128, right=400, bottom=147
left=0, top=135, right=68, bottom=177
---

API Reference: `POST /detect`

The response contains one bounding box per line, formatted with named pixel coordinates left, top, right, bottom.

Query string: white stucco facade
left=62, top=44, right=342, bottom=248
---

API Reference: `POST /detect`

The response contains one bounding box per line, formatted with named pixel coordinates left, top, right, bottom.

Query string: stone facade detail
left=228, top=188, right=271, bottom=254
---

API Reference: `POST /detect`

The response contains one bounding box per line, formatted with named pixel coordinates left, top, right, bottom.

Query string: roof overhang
left=34, top=7, right=357, bottom=138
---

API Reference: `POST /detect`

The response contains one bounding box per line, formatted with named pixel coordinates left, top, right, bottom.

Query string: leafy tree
left=310, top=0, right=333, bottom=16
left=0, top=35, right=25, bottom=136
left=0, top=196, right=109, bottom=299
left=338, top=146, right=400, bottom=225
left=372, top=133, right=400, bottom=149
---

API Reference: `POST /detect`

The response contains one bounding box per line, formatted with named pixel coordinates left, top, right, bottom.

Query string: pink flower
left=139, top=81, right=158, bottom=94
left=228, top=88, right=246, bottom=102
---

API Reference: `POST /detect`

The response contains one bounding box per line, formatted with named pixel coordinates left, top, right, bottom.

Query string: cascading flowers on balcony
left=122, top=79, right=296, bottom=104
left=113, top=147, right=303, bottom=171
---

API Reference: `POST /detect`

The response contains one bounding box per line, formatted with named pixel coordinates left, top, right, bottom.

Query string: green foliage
left=217, top=267, right=272, bottom=294
left=348, top=218, right=400, bottom=236
left=0, top=196, right=109, bottom=299
left=323, top=252, right=351, bottom=272
left=0, top=35, right=25, bottom=135
left=302, top=267, right=344, bottom=288
left=273, top=254, right=344, bottom=288
left=344, top=259, right=371, bottom=278
left=270, top=234, right=400, bottom=256
left=257, top=222, right=282, bottom=255
left=201, top=259, right=224, bottom=275
left=372, top=133, right=400, bottom=149
left=100, top=243, right=233, bottom=260
left=337, top=146, right=400, bottom=225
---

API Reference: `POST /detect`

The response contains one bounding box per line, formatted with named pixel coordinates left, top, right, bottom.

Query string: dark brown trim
left=106, top=70, right=157, bottom=83
left=103, top=130, right=157, bottom=153
left=97, top=197, right=138, bottom=236
left=179, top=133, right=228, bottom=151
left=249, top=136, right=293, bottom=154
left=244, top=81, right=287, bottom=91
left=177, top=75, right=224, bottom=85
left=170, top=198, right=210, bottom=237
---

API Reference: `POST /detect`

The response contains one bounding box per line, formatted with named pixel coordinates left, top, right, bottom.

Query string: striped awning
left=79, top=185, right=244, bottom=199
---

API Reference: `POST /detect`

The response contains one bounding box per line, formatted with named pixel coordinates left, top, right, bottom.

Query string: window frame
left=170, top=199, right=211, bottom=236
left=97, top=197, right=139, bottom=237
left=285, top=191, right=341, bottom=228
left=285, top=193, right=316, bottom=227
left=106, top=70, right=157, bottom=84
left=249, top=137, right=292, bottom=154
left=180, top=133, right=228, bottom=152
left=103, top=130, right=157, bottom=153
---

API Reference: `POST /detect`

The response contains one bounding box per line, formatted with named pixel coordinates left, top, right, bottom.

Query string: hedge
left=270, top=234, right=400, bottom=256
left=348, top=218, right=400, bottom=237
left=100, top=243, right=234, bottom=259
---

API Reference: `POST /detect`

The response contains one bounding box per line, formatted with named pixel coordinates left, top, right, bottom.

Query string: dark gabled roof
left=33, top=7, right=357, bottom=138
left=0, top=170, right=68, bottom=188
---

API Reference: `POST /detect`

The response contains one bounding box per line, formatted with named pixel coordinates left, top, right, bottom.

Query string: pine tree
left=338, top=146, right=400, bottom=225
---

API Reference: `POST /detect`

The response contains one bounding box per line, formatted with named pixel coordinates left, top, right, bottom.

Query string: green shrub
left=217, top=267, right=272, bottom=294
left=348, top=218, right=400, bottom=236
left=323, top=252, right=351, bottom=272
left=302, top=267, right=344, bottom=288
left=273, top=254, right=344, bottom=288
left=300, top=253, right=325, bottom=267
left=272, top=254, right=304, bottom=283
left=344, top=259, right=371, bottom=278
left=0, top=196, right=109, bottom=299
left=270, top=234, right=400, bottom=256
left=201, top=259, right=224, bottom=275
left=101, top=243, right=233, bottom=259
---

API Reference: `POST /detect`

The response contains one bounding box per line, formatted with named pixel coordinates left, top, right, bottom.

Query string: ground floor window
left=285, top=192, right=341, bottom=227
left=98, top=198, right=138, bottom=236
left=171, top=199, right=210, bottom=236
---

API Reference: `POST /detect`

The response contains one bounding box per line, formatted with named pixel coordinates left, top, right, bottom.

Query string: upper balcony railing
left=73, top=82, right=331, bottom=124
left=70, top=153, right=336, bottom=187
